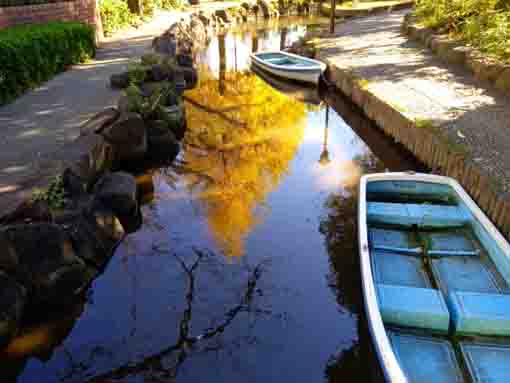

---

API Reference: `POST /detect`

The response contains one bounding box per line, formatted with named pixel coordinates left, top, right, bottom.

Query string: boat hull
left=250, top=51, right=326, bottom=85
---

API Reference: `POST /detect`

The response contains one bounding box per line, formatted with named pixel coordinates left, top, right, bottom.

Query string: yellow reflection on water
left=182, top=67, right=307, bottom=258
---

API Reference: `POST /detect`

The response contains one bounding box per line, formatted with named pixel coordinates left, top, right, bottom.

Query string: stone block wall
left=0, top=0, right=103, bottom=41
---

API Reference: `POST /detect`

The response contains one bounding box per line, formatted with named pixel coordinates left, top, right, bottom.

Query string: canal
left=0, top=18, right=423, bottom=382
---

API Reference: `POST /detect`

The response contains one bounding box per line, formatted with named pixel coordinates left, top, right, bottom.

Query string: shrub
left=415, top=0, right=510, bottom=62
left=160, top=0, right=183, bottom=10
left=0, top=22, right=95, bottom=105
left=99, top=0, right=140, bottom=35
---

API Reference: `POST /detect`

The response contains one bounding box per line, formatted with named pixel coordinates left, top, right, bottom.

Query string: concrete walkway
left=317, top=9, right=510, bottom=189
left=0, top=4, right=238, bottom=215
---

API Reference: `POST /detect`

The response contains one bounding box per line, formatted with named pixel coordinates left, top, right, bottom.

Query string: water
left=0, top=18, right=422, bottom=383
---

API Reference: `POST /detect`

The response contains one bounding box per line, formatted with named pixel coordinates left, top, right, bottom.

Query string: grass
left=414, top=117, right=437, bottom=131
left=356, top=78, right=371, bottom=90
left=388, top=100, right=408, bottom=113
left=32, top=175, right=65, bottom=209
left=414, top=117, right=470, bottom=157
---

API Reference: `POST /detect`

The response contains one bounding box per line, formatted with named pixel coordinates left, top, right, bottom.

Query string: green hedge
left=0, top=22, right=96, bottom=105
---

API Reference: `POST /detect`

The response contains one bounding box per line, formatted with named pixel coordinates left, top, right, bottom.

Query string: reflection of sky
left=302, top=107, right=373, bottom=191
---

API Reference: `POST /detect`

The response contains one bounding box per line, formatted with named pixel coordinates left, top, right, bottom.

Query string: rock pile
left=0, top=3, right=283, bottom=350
left=0, top=169, right=139, bottom=348
left=0, top=15, right=203, bottom=349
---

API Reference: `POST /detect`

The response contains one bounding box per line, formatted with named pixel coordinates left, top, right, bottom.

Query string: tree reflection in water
left=177, top=66, right=307, bottom=258
left=319, top=153, right=386, bottom=383
left=57, top=249, right=272, bottom=383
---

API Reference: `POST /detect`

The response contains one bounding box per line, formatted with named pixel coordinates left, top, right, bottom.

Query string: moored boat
left=250, top=51, right=327, bottom=85
left=359, top=172, right=510, bottom=382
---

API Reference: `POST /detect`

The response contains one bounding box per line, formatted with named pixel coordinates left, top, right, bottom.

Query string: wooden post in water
left=280, top=27, right=288, bottom=50
left=218, top=33, right=226, bottom=95
left=329, top=0, right=336, bottom=34
left=252, top=32, right=259, bottom=53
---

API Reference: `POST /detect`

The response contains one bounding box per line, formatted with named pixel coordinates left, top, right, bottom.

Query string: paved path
left=0, top=4, right=238, bottom=215
left=317, top=10, right=510, bottom=191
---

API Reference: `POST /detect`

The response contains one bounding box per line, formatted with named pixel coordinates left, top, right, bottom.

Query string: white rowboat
left=359, top=172, right=510, bottom=382
left=250, top=51, right=327, bottom=85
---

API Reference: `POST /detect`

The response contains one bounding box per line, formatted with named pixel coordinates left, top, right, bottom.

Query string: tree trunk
left=329, top=0, right=337, bottom=33
left=127, top=0, right=143, bottom=16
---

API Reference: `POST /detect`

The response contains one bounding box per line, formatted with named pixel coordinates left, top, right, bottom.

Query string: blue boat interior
left=255, top=52, right=317, bottom=68
left=366, top=180, right=510, bottom=383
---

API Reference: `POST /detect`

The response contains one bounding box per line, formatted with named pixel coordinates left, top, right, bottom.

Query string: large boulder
left=155, top=104, right=186, bottom=140
left=147, top=120, right=180, bottom=159
left=140, top=81, right=174, bottom=100
left=42, top=133, right=114, bottom=191
left=153, top=35, right=177, bottom=56
left=215, top=9, right=231, bottom=23
left=179, top=67, right=198, bottom=89
left=177, top=54, right=194, bottom=68
left=0, top=271, right=26, bottom=348
left=62, top=168, right=88, bottom=202
left=101, top=112, right=148, bottom=163
left=0, top=224, right=90, bottom=304
left=79, top=108, right=119, bottom=137
left=197, top=12, right=211, bottom=26
left=64, top=208, right=125, bottom=270
left=110, top=72, right=130, bottom=89
left=148, top=64, right=173, bottom=82
left=93, top=172, right=138, bottom=217
left=0, top=200, right=52, bottom=226
left=117, top=94, right=130, bottom=115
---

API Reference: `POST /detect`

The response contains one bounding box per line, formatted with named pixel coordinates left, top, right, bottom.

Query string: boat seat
left=449, top=291, right=510, bottom=336
left=367, top=202, right=470, bottom=228
left=460, top=341, right=510, bottom=383
left=431, top=257, right=502, bottom=294
left=422, top=229, right=480, bottom=257
left=372, top=250, right=430, bottom=288
left=369, top=228, right=422, bottom=255
left=390, top=332, right=464, bottom=383
left=266, top=58, right=294, bottom=65
left=377, top=284, right=450, bottom=332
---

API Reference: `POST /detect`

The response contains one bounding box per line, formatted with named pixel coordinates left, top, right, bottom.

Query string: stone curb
left=319, top=56, right=510, bottom=240
left=320, top=0, right=414, bottom=18
left=402, top=14, right=510, bottom=94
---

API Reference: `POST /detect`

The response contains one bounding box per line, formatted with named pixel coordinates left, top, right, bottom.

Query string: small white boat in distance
left=250, top=51, right=327, bottom=85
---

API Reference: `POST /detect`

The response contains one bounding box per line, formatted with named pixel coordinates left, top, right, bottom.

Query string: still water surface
left=2, top=18, right=421, bottom=382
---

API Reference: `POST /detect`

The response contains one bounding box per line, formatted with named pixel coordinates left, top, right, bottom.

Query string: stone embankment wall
left=0, top=0, right=103, bottom=39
